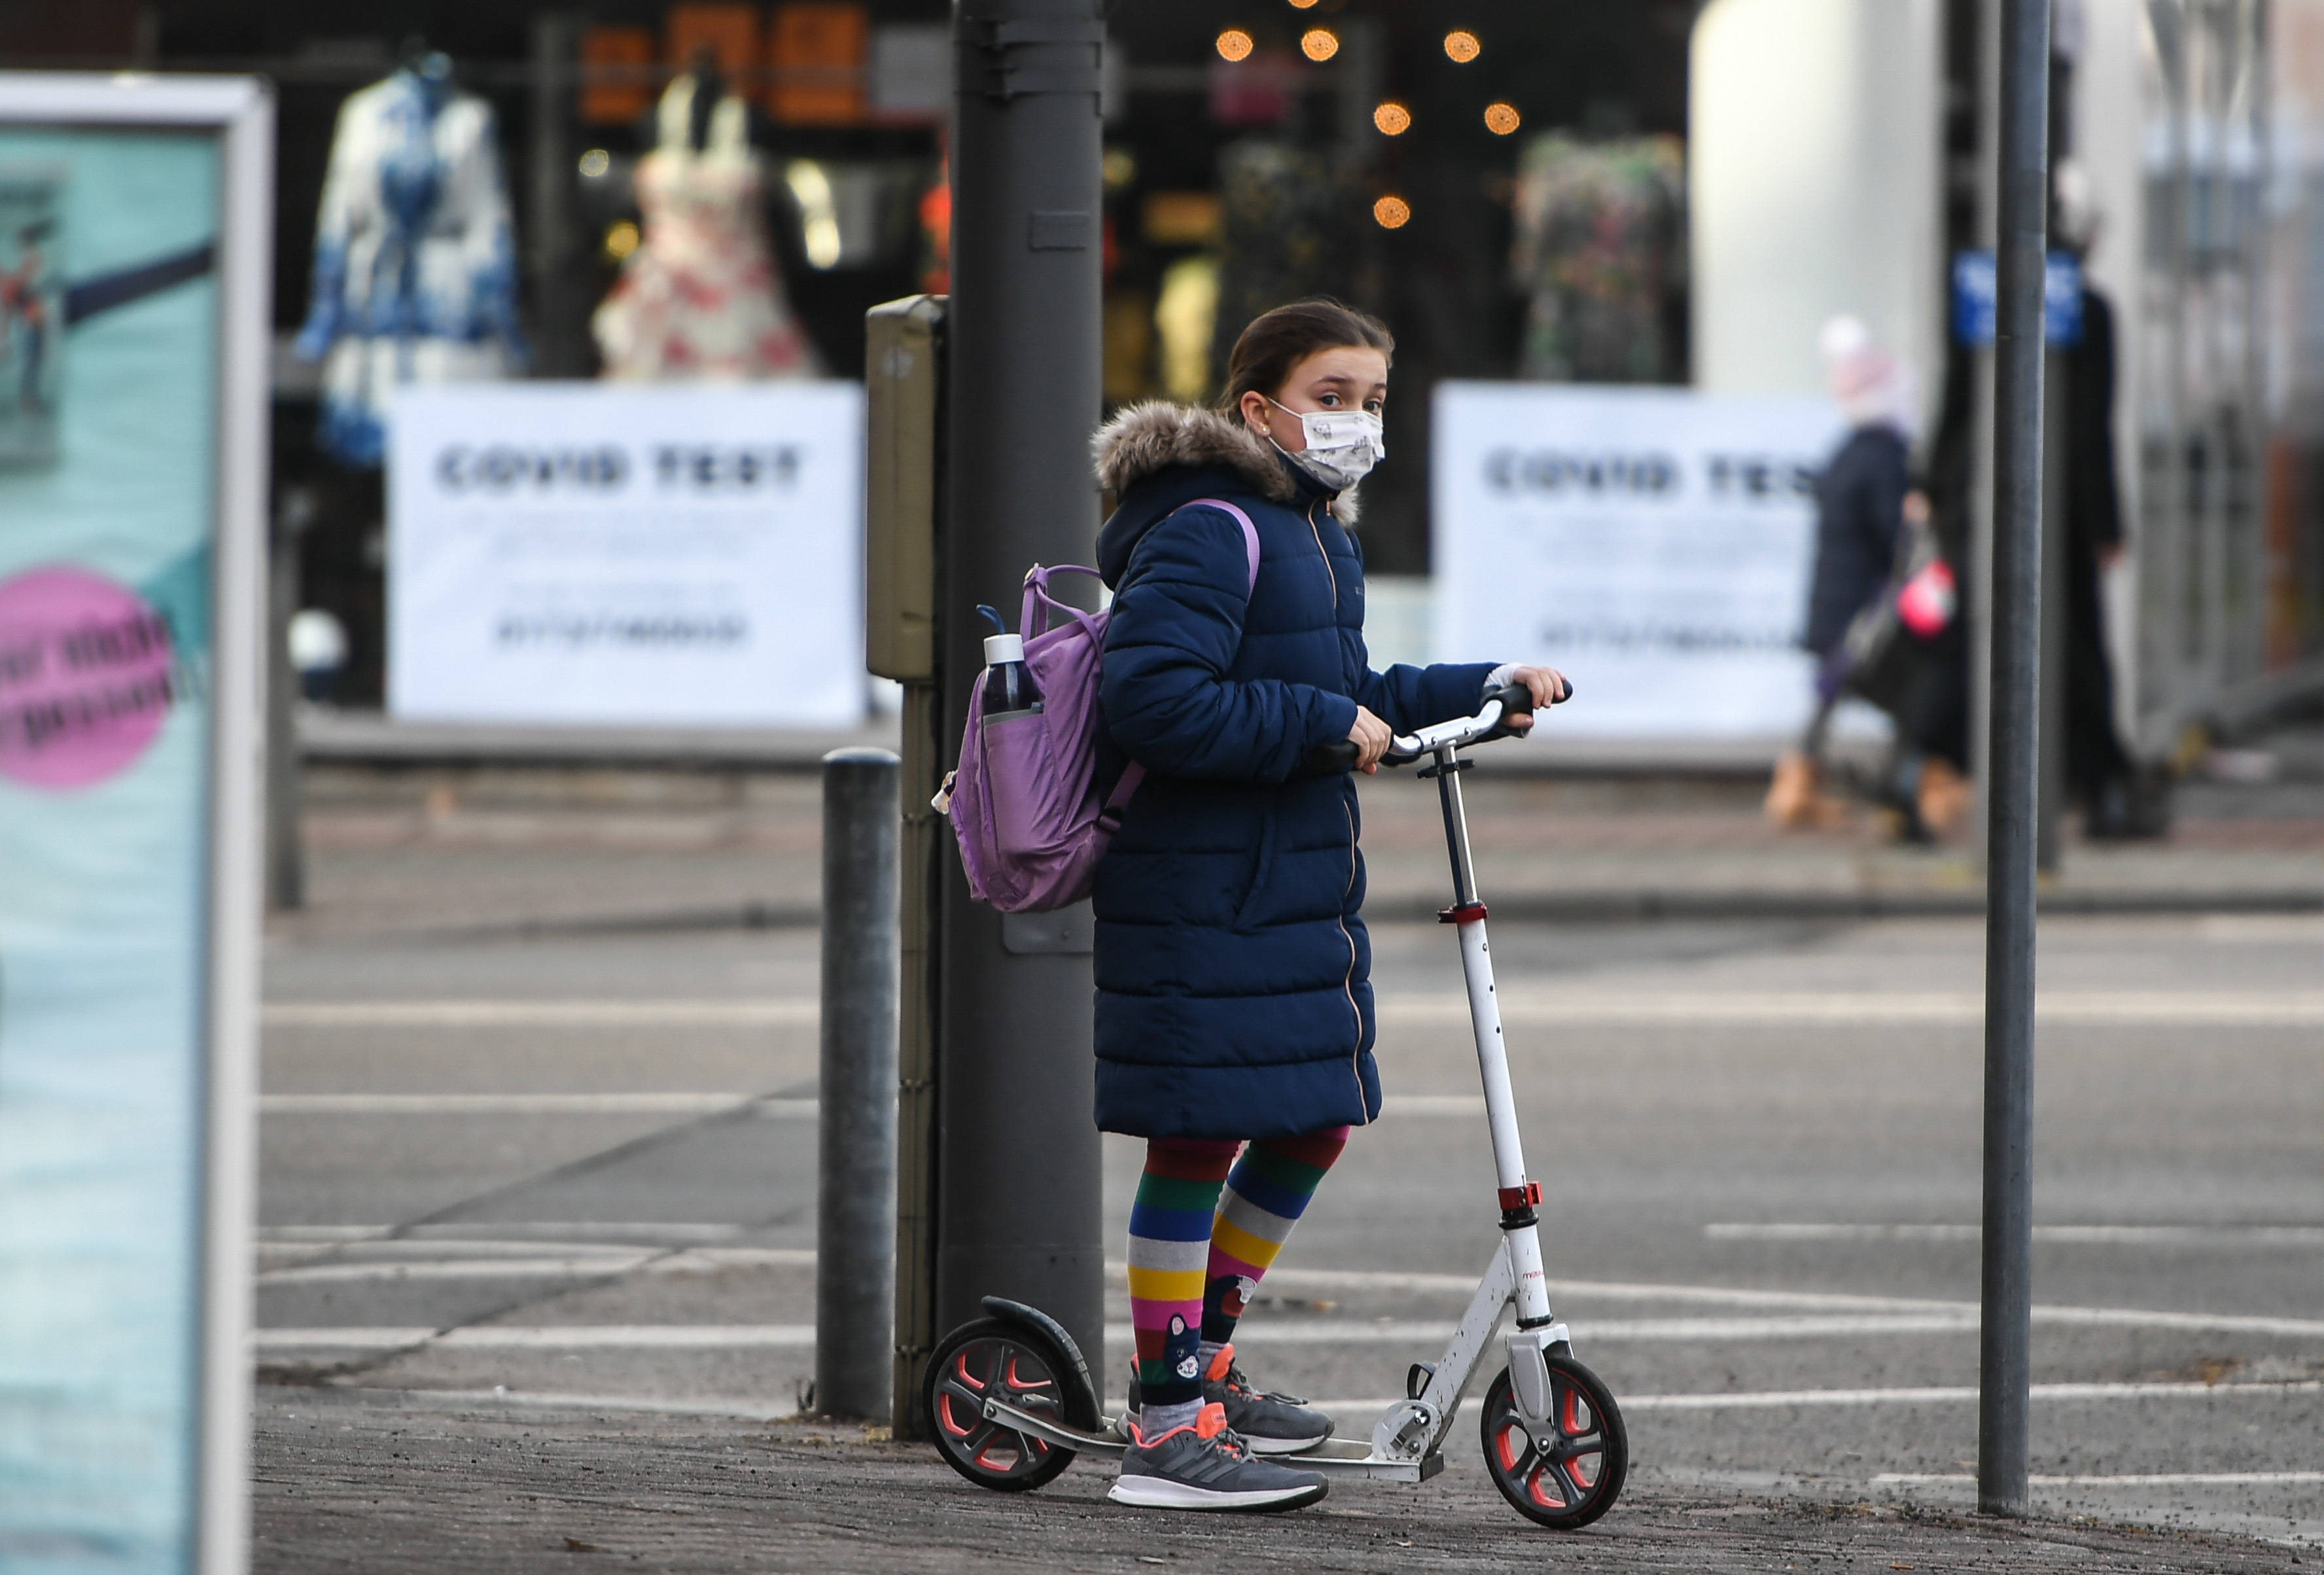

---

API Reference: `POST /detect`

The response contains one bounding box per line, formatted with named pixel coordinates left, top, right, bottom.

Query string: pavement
left=296, top=705, right=906, bottom=771
left=249, top=752, right=2324, bottom=1570
left=279, top=719, right=2324, bottom=937
left=253, top=1396, right=2310, bottom=1573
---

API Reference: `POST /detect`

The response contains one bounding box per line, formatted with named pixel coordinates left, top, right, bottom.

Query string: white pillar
left=2066, top=0, right=2150, bottom=749
left=1691, top=0, right=1945, bottom=406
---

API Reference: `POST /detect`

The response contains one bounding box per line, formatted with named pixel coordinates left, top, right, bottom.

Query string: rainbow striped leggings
left=1125, top=1128, right=1350, bottom=1409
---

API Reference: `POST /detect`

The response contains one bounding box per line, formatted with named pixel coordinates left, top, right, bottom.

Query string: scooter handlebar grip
left=1475, top=681, right=1533, bottom=744
left=1303, top=737, right=1424, bottom=772
left=1473, top=676, right=1573, bottom=744
left=1485, top=680, right=1534, bottom=716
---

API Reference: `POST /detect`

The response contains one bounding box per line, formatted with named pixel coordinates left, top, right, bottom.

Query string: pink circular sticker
left=0, top=565, right=179, bottom=792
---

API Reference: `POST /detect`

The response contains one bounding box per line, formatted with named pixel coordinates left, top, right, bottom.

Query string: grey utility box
left=864, top=294, right=947, bottom=683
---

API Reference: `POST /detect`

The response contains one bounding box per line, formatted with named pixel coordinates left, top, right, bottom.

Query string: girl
left=1089, top=299, right=1566, bottom=1511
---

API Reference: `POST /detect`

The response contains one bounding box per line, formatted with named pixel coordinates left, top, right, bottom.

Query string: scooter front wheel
left=924, top=1317, right=1093, bottom=1491
left=1478, top=1356, right=1628, bottom=1529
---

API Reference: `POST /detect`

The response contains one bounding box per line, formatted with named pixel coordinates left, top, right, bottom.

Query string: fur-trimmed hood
left=1091, top=400, right=1296, bottom=506
left=1091, top=400, right=1360, bottom=586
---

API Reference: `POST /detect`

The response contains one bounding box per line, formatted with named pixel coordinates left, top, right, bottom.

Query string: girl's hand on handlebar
left=1347, top=705, right=1394, bottom=773
left=1500, top=666, right=1570, bottom=731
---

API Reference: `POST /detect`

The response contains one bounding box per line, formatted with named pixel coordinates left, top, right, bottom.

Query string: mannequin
left=295, top=43, right=525, bottom=465
left=591, top=51, right=820, bottom=381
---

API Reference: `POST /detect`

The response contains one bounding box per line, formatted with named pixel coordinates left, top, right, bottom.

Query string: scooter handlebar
left=1301, top=677, right=1571, bottom=773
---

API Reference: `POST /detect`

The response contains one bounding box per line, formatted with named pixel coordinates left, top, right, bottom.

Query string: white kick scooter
left=923, top=682, right=1627, bottom=1529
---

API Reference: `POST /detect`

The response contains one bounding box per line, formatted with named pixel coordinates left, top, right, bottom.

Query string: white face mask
left=1263, top=397, right=1386, bottom=491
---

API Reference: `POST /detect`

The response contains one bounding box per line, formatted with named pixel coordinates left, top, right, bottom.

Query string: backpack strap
left=1100, top=499, right=1261, bottom=830
left=1186, top=498, right=1262, bottom=597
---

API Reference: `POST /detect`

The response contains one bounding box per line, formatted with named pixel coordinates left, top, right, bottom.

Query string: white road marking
left=261, top=1325, right=818, bottom=1351
left=1229, top=1315, right=1985, bottom=1343
left=309, top=1387, right=804, bottom=1422
left=262, top=1000, right=819, bottom=1028
left=260, top=1303, right=2324, bottom=1352
left=1876, top=1470, right=2324, bottom=1486
left=260, top=990, right=2324, bottom=1032
left=1708, top=1222, right=2324, bottom=1247
left=259, top=1091, right=1464, bottom=1118
left=1634, top=1380, right=2324, bottom=1409
left=1229, top=1264, right=2324, bottom=1337
left=1307, top=1381, right=2324, bottom=1414
left=259, top=1094, right=815, bottom=1116
left=435, top=1324, right=817, bottom=1349
left=256, top=1243, right=2324, bottom=1338
left=260, top=1241, right=645, bottom=1270
left=1379, top=990, right=2324, bottom=1026
left=273, top=1381, right=2324, bottom=1426
left=2031, top=1305, right=2324, bottom=1339
left=2197, top=915, right=2324, bottom=943
left=258, top=1248, right=815, bottom=1284
left=262, top=1328, right=436, bottom=1351
left=259, top=1223, right=756, bottom=1245
left=1381, top=1094, right=1486, bottom=1116
left=1231, top=1264, right=1890, bottom=1301
left=261, top=1260, right=603, bottom=1282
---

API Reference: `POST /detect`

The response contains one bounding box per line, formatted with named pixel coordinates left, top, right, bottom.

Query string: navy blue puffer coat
left=1087, top=402, right=1497, bottom=1141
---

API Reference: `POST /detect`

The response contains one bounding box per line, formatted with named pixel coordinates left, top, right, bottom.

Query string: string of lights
left=1210, top=13, right=1515, bottom=229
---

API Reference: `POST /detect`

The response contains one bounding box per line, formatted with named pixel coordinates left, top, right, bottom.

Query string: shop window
left=667, top=4, right=763, bottom=88
left=580, top=27, right=656, bottom=127
left=772, top=3, right=870, bottom=126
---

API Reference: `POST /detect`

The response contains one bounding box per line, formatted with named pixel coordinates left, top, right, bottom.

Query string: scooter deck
left=980, top=1396, right=1443, bottom=1483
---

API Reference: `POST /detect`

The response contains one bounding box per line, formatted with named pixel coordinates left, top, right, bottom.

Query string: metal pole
left=528, top=14, right=584, bottom=378
left=264, top=506, right=304, bottom=912
left=938, top=0, right=1108, bottom=1366
left=817, top=748, right=901, bottom=1420
left=1969, top=0, right=1999, bottom=858
left=1979, top=0, right=2051, bottom=1519
left=890, top=677, right=945, bottom=1435
left=863, top=294, right=949, bottom=1438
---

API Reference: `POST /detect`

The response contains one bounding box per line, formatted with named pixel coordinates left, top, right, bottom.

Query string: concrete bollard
left=816, top=748, right=901, bottom=1419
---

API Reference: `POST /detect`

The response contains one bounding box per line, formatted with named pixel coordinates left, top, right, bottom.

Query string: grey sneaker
left=1119, top=1347, right=1335, bottom=1457
left=1202, top=1342, right=1334, bottom=1456
left=1109, top=1403, right=1328, bottom=1512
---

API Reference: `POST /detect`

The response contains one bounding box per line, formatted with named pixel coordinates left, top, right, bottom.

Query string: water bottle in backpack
left=977, top=606, right=1042, bottom=718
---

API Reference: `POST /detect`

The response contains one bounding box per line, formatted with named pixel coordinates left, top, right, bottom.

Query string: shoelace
left=1196, top=1407, right=1250, bottom=1462
left=1208, top=1346, right=1295, bottom=1406
left=1205, top=1342, right=1255, bottom=1398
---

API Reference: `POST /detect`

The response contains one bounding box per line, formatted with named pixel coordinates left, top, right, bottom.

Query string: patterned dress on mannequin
left=592, top=78, right=821, bottom=381
left=1509, top=135, right=1685, bottom=385
left=295, top=63, right=525, bottom=465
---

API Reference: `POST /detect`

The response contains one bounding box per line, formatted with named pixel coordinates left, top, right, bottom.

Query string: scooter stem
left=1432, top=745, right=1557, bottom=1330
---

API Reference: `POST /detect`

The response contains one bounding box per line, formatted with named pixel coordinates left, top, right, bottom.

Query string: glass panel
left=0, top=125, right=223, bottom=1575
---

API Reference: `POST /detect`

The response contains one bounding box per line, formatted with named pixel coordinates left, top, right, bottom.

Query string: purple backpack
left=938, top=499, right=1260, bottom=913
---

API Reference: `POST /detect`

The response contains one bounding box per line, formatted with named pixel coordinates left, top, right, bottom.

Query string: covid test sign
left=1432, top=382, right=1845, bottom=738
left=387, top=381, right=867, bottom=727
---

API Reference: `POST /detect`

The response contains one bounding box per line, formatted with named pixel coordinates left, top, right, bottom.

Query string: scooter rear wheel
left=1478, top=1356, right=1628, bottom=1529
left=924, top=1317, right=1093, bottom=1491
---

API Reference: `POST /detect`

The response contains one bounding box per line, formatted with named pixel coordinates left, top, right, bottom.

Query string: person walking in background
left=1767, top=318, right=1968, bottom=840
left=2054, top=162, right=2164, bottom=839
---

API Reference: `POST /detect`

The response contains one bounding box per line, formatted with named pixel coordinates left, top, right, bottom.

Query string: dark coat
left=2063, top=285, right=2131, bottom=794
left=1803, top=424, right=1910, bottom=657
left=1087, top=402, right=1496, bottom=1141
